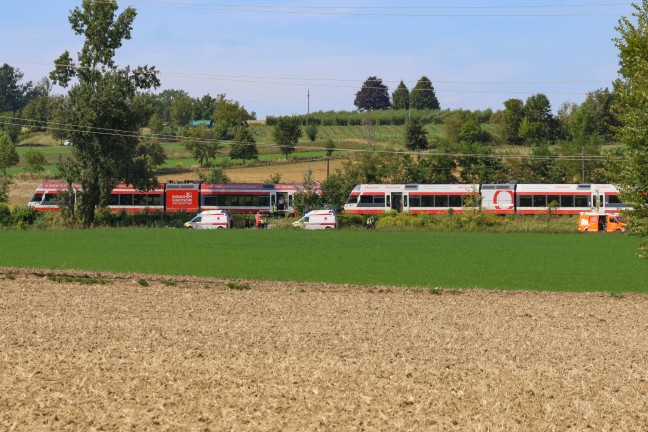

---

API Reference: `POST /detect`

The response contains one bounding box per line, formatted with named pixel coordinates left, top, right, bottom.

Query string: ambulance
left=578, top=212, right=626, bottom=233
left=292, top=210, right=337, bottom=230
left=184, top=210, right=230, bottom=229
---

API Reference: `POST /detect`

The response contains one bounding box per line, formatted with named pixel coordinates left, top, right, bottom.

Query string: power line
left=101, top=0, right=630, bottom=17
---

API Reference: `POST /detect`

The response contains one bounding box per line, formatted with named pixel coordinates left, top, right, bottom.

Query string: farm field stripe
left=0, top=230, right=644, bottom=293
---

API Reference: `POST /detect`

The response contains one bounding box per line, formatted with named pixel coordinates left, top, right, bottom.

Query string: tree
left=143, top=141, right=166, bottom=168
left=392, top=80, right=410, bottom=110
left=404, top=117, right=428, bottom=150
left=613, top=1, right=648, bottom=256
left=50, top=0, right=160, bottom=226
left=211, top=96, right=252, bottom=140
left=443, top=110, right=472, bottom=144
left=459, top=117, right=489, bottom=144
left=353, top=76, right=391, bottom=111
left=523, top=93, right=557, bottom=143
left=199, top=165, right=230, bottom=183
left=0, top=130, right=19, bottom=175
left=169, top=91, right=193, bottom=127
left=24, top=149, right=48, bottom=175
left=229, top=126, right=258, bottom=161
left=410, top=76, right=440, bottom=110
left=497, top=99, right=524, bottom=145
left=305, top=122, right=318, bottom=141
left=293, top=167, right=322, bottom=214
left=183, top=124, right=222, bottom=167
left=272, top=116, right=302, bottom=159
left=21, top=96, right=50, bottom=131
left=0, top=64, right=37, bottom=113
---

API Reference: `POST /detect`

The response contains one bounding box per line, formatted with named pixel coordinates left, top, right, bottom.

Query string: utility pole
left=307, top=89, right=310, bottom=115
left=581, top=146, right=585, bottom=183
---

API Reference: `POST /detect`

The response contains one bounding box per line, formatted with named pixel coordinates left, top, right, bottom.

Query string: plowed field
left=1, top=268, right=647, bottom=430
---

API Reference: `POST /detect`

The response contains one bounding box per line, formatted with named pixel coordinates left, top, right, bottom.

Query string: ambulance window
left=193, top=216, right=202, bottom=223
left=304, top=216, right=309, bottom=222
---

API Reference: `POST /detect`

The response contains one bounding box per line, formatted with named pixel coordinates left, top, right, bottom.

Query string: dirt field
left=1, top=268, right=647, bottom=430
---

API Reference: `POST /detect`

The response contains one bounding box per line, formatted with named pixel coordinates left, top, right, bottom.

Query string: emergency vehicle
left=578, top=212, right=626, bottom=233
left=292, top=210, right=337, bottom=230
left=184, top=210, right=230, bottom=229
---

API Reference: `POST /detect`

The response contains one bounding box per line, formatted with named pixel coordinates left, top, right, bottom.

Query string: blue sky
left=1, top=1, right=635, bottom=119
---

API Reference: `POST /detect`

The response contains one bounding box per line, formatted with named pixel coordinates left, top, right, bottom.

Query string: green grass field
left=0, top=229, right=644, bottom=293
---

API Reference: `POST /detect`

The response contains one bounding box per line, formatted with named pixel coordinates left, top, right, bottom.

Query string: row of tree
left=353, top=76, right=440, bottom=112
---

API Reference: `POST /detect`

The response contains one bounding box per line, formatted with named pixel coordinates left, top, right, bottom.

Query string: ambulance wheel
left=325, top=227, right=332, bottom=230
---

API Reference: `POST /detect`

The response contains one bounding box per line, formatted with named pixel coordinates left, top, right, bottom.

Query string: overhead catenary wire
left=0, top=115, right=612, bottom=162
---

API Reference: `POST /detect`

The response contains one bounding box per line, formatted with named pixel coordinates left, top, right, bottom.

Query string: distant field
left=0, top=229, right=644, bottom=293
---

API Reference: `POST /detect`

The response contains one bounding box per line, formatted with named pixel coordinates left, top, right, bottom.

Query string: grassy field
left=0, top=229, right=644, bottom=292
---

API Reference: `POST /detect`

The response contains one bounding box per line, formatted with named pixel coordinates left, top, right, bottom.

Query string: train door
left=391, top=192, right=403, bottom=212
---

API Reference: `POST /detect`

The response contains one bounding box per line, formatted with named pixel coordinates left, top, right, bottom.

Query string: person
left=255, top=211, right=262, bottom=229
left=366, top=215, right=375, bottom=230
left=244, top=218, right=251, bottom=229
left=272, top=203, right=278, bottom=217
left=278, top=196, right=285, bottom=215
left=262, top=215, right=268, bottom=229
left=229, top=217, right=234, bottom=229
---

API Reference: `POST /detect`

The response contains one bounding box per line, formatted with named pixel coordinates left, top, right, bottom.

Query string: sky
left=0, top=1, right=636, bottom=119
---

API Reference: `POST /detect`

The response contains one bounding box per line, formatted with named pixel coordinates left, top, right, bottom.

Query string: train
left=343, top=183, right=629, bottom=216
left=28, top=181, right=320, bottom=216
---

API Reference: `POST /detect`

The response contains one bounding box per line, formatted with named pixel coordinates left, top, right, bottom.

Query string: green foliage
left=497, top=98, right=525, bottom=145
left=264, top=173, right=283, bottom=184
left=23, top=149, right=47, bottom=174
left=0, top=130, right=19, bottom=175
left=47, top=275, right=108, bottom=285
left=392, top=80, right=410, bottom=110
left=305, top=122, right=318, bottom=141
left=229, top=126, right=258, bottom=161
left=0, top=63, right=39, bottom=113
left=143, top=141, right=167, bottom=168
left=199, top=165, right=231, bottom=183
left=183, top=125, right=222, bottom=167
left=292, top=167, right=322, bottom=214
left=410, top=76, right=440, bottom=110
left=404, top=117, right=428, bottom=150
left=211, top=97, right=252, bottom=140
left=272, top=116, right=302, bottom=159
left=613, top=1, right=648, bottom=253
left=227, top=281, right=251, bottom=291
left=137, top=278, right=149, bottom=287
left=50, top=0, right=160, bottom=226
left=354, top=76, right=391, bottom=111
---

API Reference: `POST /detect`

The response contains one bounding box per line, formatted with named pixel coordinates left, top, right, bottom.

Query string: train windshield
left=346, top=195, right=358, bottom=204
left=30, top=193, right=43, bottom=203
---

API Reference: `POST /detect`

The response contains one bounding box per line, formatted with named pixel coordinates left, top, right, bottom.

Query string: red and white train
left=343, top=183, right=629, bottom=215
left=28, top=182, right=320, bottom=215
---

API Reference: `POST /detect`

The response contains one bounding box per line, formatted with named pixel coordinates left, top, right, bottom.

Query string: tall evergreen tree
left=409, top=76, right=440, bottom=110
left=50, top=0, right=160, bottom=226
left=353, top=76, right=391, bottom=111
left=404, top=117, right=428, bottom=150
left=392, top=80, right=410, bottom=110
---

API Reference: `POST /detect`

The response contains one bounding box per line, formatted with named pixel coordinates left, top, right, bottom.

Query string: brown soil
left=1, top=268, right=646, bottom=430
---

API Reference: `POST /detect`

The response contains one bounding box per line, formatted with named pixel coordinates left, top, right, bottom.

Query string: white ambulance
left=292, top=209, right=337, bottom=230
left=184, top=210, right=230, bottom=229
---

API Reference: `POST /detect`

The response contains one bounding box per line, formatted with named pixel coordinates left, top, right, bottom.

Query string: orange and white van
left=578, top=212, right=626, bottom=233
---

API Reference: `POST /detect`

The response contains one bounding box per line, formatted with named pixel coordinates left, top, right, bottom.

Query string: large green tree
left=0, top=64, right=38, bottom=113
left=50, top=0, right=160, bottom=226
left=353, top=76, right=391, bottom=111
left=272, top=116, right=302, bottom=159
left=497, top=98, right=524, bottom=145
left=391, top=80, right=410, bottom=110
left=229, top=126, right=258, bottom=161
left=614, top=1, right=648, bottom=256
left=404, top=117, right=428, bottom=150
left=0, top=130, right=19, bottom=176
left=409, top=76, right=440, bottom=110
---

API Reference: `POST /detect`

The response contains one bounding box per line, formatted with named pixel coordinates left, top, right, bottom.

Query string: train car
left=200, top=182, right=319, bottom=216
left=344, top=184, right=480, bottom=215
left=344, top=183, right=629, bottom=216
left=28, top=181, right=318, bottom=215
left=106, top=183, right=165, bottom=213
left=28, top=182, right=81, bottom=211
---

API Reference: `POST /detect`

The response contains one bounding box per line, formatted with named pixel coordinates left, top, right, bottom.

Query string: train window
left=374, top=195, right=385, bottom=205
left=607, top=195, right=622, bottom=204
left=107, top=194, right=119, bottom=205
left=574, top=196, right=589, bottom=207
left=148, top=195, right=162, bottom=206
left=42, top=193, right=60, bottom=204
left=547, top=195, right=560, bottom=207
left=242, top=195, right=253, bottom=206
left=258, top=195, right=270, bottom=207
left=346, top=196, right=358, bottom=204
left=533, top=195, right=546, bottom=207
left=560, top=195, right=574, bottom=207
left=409, top=195, right=421, bottom=207
left=519, top=195, right=532, bottom=207
left=359, top=195, right=374, bottom=205
left=436, top=195, right=449, bottom=207
left=449, top=195, right=462, bottom=207
left=31, top=193, right=43, bottom=202
left=133, top=194, right=147, bottom=206
left=386, top=195, right=390, bottom=207
left=203, top=195, right=218, bottom=206
left=403, top=195, right=408, bottom=207
left=421, top=196, right=434, bottom=207
left=119, top=194, right=134, bottom=205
